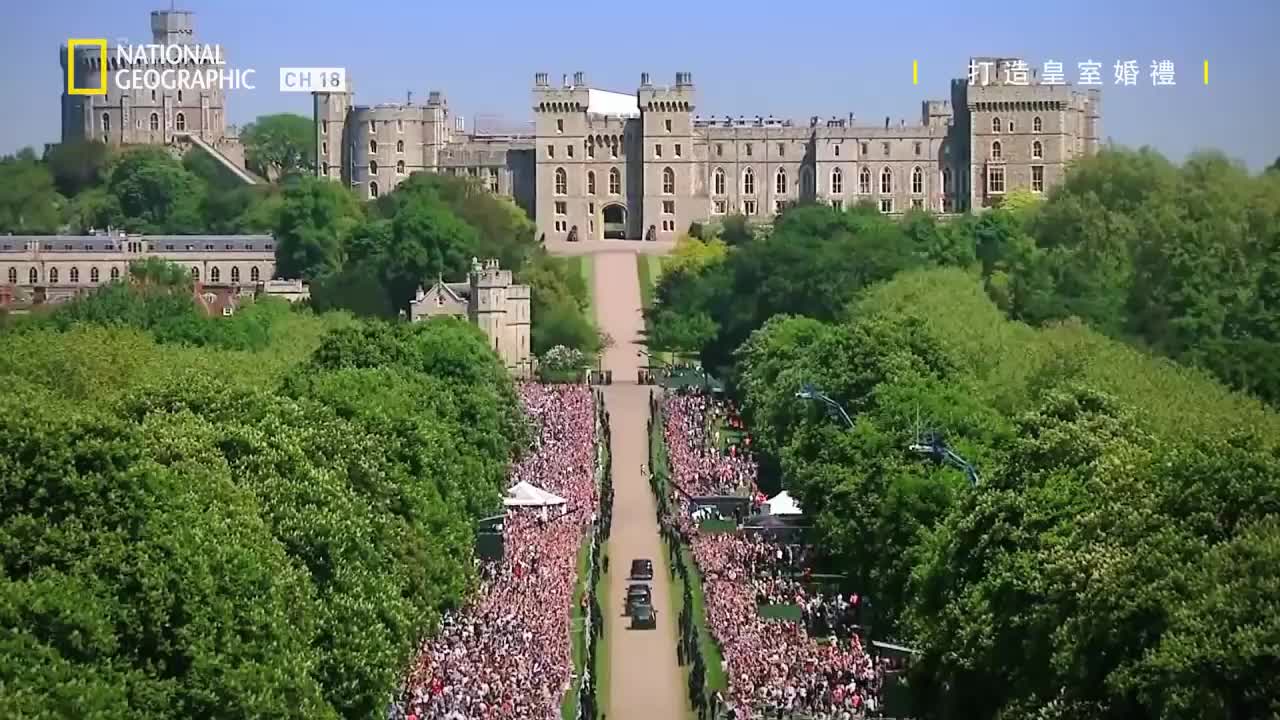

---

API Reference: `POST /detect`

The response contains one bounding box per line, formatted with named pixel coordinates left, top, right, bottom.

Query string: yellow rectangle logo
left=67, top=38, right=108, bottom=95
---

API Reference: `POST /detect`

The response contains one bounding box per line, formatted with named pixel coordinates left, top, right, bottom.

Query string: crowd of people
left=663, top=391, right=888, bottom=719
left=392, top=384, right=599, bottom=720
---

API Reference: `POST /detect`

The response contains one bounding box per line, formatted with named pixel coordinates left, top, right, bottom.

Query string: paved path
left=589, top=250, right=687, bottom=720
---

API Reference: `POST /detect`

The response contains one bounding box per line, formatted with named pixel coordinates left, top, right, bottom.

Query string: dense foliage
left=647, top=148, right=1280, bottom=718
left=0, top=272, right=529, bottom=719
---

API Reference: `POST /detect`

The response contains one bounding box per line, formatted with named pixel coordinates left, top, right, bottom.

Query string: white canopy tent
left=762, top=490, right=802, bottom=516
left=503, top=480, right=568, bottom=507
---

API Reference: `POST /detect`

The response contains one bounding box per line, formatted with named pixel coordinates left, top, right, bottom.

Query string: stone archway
left=602, top=203, right=627, bottom=240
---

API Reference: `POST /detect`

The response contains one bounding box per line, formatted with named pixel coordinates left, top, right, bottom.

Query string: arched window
left=369, top=160, right=378, bottom=174
left=101, top=113, right=110, bottom=132
left=859, top=167, right=871, bottom=194
left=991, top=116, right=1001, bottom=133
left=6, top=267, right=15, bottom=284
left=1007, top=120, right=1015, bottom=132
left=1032, top=141, right=1043, bottom=159
left=713, top=168, right=726, bottom=195
left=942, top=167, right=952, bottom=194
left=28, top=267, right=38, bottom=284
left=662, top=167, right=675, bottom=194
left=587, top=170, right=596, bottom=195
left=831, top=167, right=843, bottom=194
left=396, top=139, right=404, bottom=152
left=396, top=160, right=405, bottom=174
left=210, top=267, right=221, bottom=283
left=880, top=167, right=892, bottom=194
left=1033, top=116, right=1042, bottom=133
left=230, top=266, right=239, bottom=283
left=608, top=167, right=621, bottom=195
left=69, top=267, right=80, bottom=283
left=743, top=167, right=755, bottom=195
left=178, top=90, right=183, bottom=102
left=369, top=181, right=379, bottom=199
left=775, top=168, right=788, bottom=195
left=49, top=267, right=59, bottom=283
left=911, top=166, right=923, bottom=195
left=554, top=167, right=567, bottom=195
left=110, top=266, right=120, bottom=281
left=175, top=112, right=186, bottom=131
left=90, top=267, right=100, bottom=283
left=149, top=112, right=159, bottom=130
left=191, top=266, right=200, bottom=281
left=250, top=266, right=261, bottom=282
left=369, top=140, right=377, bottom=153
left=991, top=141, right=1002, bottom=160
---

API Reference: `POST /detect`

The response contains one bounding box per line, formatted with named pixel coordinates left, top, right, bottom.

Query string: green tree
left=43, top=140, right=112, bottom=197
left=0, top=149, right=62, bottom=233
left=240, top=113, right=315, bottom=180
left=273, top=176, right=363, bottom=280
left=107, top=147, right=206, bottom=233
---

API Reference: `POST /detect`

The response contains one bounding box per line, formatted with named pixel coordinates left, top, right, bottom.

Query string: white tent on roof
left=504, top=480, right=568, bottom=507
left=762, top=490, right=802, bottom=516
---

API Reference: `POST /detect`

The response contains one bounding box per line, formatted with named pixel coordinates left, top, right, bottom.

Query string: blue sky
left=4, top=0, right=1277, bottom=170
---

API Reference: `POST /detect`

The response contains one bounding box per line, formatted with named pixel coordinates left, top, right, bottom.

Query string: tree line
left=646, top=148, right=1280, bottom=719
left=0, top=264, right=530, bottom=718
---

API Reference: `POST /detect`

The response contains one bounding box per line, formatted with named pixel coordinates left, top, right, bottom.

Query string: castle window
left=943, top=167, right=952, bottom=194
left=911, top=166, right=923, bottom=194
left=991, top=141, right=1002, bottom=160
left=49, top=267, right=59, bottom=283
left=714, top=199, right=727, bottom=214
left=882, top=142, right=890, bottom=157
left=210, top=267, right=221, bottom=283
left=191, top=266, right=200, bottom=281
left=1033, top=116, right=1043, bottom=133
left=587, top=170, right=596, bottom=195
left=251, top=266, right=261, bottom=282
left=90, top=267, right=99, bottom=283
left=861, top=142, right=868, bottom=155
left=231, top=266, right=240, bottom=283
left=369, top=120, right=376, bottom=133
left=988, top=166, right=1005, bottom=194
left=880, top=167, right=892, bottom=194
left=859, top=167, right=871, bottom=194
left=745, top=143, right=753, bottom=157
left=662, top=167, right=675, bottom=194
left=557, top=118, right=564, bottom=133
left=1032, top=165, right=1044, bottom=193
left=912, top=199, right=924, bottom=210
left=151, top=90, right=156, bottom=102
left=1032, top=141, right=1043, bottom=159
left=547, top=144, right=555, bottom=158
left=831, top=167, right=843, bottom=194
left=555, top=201, right=567, bottom=215
left=713, top=167, right=726, bottom=195
left=322, top=120, right=329, bottom=134
left=150, top=112, right=159, bottom=131
left=880, top=198, right=893, bottom=213
left=396, top=160, right=406, bottom=175
left=1008, top=120, right=1015, bottom=132
left=743, top=199, right=757, bottom=215
left=488, top=167, right=499, bottom=192
left=914, top=141, right=922, bottom=156
left=369, top=160, right=378, bottom=174
left=664, top=118, right=672, bottom=133
left=775, top=168, right=788, bottom=195
left=175, top=113, right=186, bottom=131
left=587, top=140, right=595, bottom=159
left=29, top=267, right=38, bottom=283
left=397, top=119, right=403, bottom=132
left=101, top=113, right=110, bottom=132
left=716, top=143, right=723, bottom=157
left=177, top=90, right=183, bottom=102
left=369, top=181, right=379, bottom=199
left=832, top=199, right=843, bottom=211
left=992, top=116, right=1001, bottom=133
left=322, top=142, right=328, bottom=156
left=323, top=163, right=330, bottom=175
left=835, top=144, right=841, bottom=157
left=674, top=143, right=682, bottom=158
left=567, top=144, right=575, bottom=159
left=743, top=167, right=755, bottom=195
left=610, top=141, right=618, bottom=159
left=609, top=167, right=621, bottom=195
left=778, top=143, right=785, bottom=157
left=396, top=140, right=404, bottom=153
left=110, top=266, right=120, bottom=281
left=662, top=200, right=674, bottom=215
left=6, top=267, right=14, bottom=284
left=654, top=143, right=663, bottom=158
left=370, top=139, right=378, bottom=154
left=555, top=167, right=567, bottom=195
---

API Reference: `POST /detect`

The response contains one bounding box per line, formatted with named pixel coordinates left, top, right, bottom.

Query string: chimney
left=561, top=74, right=569, bottom=88
left=535, top=72, right=549, bottom=87
left=573, top=71, right=584, bottom=86
left=640, top=72, right=651, bottom=86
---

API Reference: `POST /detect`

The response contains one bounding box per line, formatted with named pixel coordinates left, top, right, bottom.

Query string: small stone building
left=409, top=258, right=532, bottom=378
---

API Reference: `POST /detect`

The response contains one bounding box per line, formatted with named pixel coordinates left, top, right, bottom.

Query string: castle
left=409, top=258, right=532, bottom=378
left=315, top=62, right=1100, bottom=242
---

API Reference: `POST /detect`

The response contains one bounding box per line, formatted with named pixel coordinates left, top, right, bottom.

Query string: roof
left=763, top=490, right=803, bottom=516
left=587, top=88, right=640, bottom=117
left=503, top=480, right=567, bottom=507
left=0, top=234, right=274, bottom=253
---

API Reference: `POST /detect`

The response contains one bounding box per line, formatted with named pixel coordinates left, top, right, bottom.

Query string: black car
left=625, top=583, right=652, bottom=614
left=629, top=558, right=654, bottom=580
left=630, top=602, right=657, bottom=629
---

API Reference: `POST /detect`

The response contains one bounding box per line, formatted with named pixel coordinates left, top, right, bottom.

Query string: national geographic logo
left=66, top=38, right=108, bottom=95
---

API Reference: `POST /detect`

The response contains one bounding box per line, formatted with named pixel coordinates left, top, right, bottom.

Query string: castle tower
left=505, top=281, right=532, bottom=378
left=314, top=78, right=352, bottom=182
left=150, top=9, right=196, bottom=44
left=638, top=71, right=696, bottom=241
left=469, top=257, right=510, bottom=361
left=533, top=71, right=592, bottom=242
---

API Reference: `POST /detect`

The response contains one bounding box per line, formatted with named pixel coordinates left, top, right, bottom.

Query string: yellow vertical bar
left=913, top=61, right=918, bottom=85
left=1203, top=60, right=1209, bottom=84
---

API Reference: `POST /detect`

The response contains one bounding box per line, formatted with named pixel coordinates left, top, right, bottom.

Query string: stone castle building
left=409, top=258, right=532, bottom=378
left=315, top=59, right=1099, bottom=241
left=59, top=9, right=256, bottom=183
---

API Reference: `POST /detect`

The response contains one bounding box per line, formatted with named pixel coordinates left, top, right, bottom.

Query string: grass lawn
left=562, top=536, right=593, bottom=720
left=566, top=255, right=596, bottom=317
left=636, top=254, right=663, bottom=310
